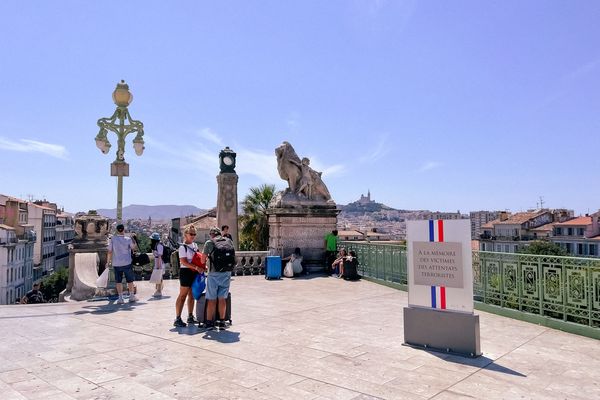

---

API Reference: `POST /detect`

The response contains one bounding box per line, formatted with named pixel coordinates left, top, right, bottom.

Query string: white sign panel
left=407, top=219, right=473, bottom=313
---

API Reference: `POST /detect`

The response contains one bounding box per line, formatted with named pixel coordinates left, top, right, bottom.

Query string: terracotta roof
left=28, top=203, right=56, bottom=211
left=0, top=194, right=27, bottom=203
left=481, top=220, right=499, bottom=229
left=366, top=231, right=389, bottom=237
left=531, top=222, right=554, bottom=232
left=338, top=230, right=363, bottom=236
left=494, top=211, right=547, bottom=225
left=554, top=216, right=592, bottom=227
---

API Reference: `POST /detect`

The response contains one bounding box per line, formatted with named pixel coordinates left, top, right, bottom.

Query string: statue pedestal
left=60, top=212, right=113, bottom=301
left=267, top=205, right=340, bottom=272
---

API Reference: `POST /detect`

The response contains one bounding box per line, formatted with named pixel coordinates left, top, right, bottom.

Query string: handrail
left=339, top=240, right=600, bottom=329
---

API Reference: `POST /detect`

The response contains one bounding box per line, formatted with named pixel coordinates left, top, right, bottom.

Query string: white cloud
left=235, top=148, right=280, bottom=183
left=359, top=135, right=389, bottom=163
left=148, top=129, right=347, bottom=185
left=308, top=156, right=346, bottom=178
left=196, top=128, right=224, bottom=147
left=418, top=161, right=442, bottom=172
left=0, top=137, right=68, bottom=159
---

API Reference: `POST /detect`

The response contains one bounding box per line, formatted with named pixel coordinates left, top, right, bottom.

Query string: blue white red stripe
left=429, top=220, right=446, bottom=310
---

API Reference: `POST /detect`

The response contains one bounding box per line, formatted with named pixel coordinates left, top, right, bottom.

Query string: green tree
left=134, top=232, right=151, bottom=253
left=40, top=268, right=69, bottom=302
left=518, top=240, right=566, bottom=256
left=239, top=184, right=276, bottom=251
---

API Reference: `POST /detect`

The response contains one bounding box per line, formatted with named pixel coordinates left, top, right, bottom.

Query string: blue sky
left=1, top=1, right=599, bottom=215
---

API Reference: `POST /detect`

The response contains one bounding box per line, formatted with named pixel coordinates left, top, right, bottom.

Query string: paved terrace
left=1, top=275, right=599, bottom=400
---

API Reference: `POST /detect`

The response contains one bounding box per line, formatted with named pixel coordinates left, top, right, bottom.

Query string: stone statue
left=274, top=141, right=333, bottom=203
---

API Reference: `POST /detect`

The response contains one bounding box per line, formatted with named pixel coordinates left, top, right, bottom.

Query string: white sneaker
left=153, top=291, right=162, bottom=297
left=129, top=294, right=138, bottom=303
left=116, top=297, right=125, bottom=304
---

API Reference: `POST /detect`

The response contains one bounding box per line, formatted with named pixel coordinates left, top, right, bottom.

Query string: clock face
left=223, top=156, right=234, bottom=166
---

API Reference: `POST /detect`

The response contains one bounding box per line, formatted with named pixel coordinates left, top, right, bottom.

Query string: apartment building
left=469, top=210, right=500, bottom=239
left=55, top=212, right=75, bottom=270
left=552, top=213, right=600, bottom=257
left=28, top=201, right=57, bottom=279
left=479, top=210, right=555, bottom=253
left=0, top=195, right=36, bottom=305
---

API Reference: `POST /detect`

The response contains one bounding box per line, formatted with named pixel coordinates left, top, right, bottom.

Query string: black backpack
left=161, top=245, right=172, bottom=264
left=209, top=237, right=235, bottom=272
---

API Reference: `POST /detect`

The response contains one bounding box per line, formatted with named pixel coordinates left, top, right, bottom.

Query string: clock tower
left=216, top=147, right=239, bottom=249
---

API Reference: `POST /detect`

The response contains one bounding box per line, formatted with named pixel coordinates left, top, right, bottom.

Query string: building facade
left=552, top=213, right=600, bottom=257
left=55, top=212, right=75, bottom=270
left=28, top=202, right=57, bottom=279
left=469, top=210, right=500, bottom=239
left=0, top=195, right=36, bottom=304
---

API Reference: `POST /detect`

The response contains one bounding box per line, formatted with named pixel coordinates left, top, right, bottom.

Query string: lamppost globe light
left=133, top=140, right=144, bottom=156
left=95, top=138, right=111, bottom=154
left=112, top=80, right=133, bottom=107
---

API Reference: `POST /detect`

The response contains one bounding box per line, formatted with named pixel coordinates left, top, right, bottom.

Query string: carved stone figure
left=275, top=141, right=302, bottom=193
left=274, top=141, right=332, bottom=203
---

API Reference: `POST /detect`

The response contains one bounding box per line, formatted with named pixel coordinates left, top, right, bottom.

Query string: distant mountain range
left=96, top=204, right=207, bottom=221
left=94, top=200, right=405, bottom=221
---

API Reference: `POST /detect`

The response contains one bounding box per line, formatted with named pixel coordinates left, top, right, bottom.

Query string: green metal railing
left=339, top=241, right=600, bottom=330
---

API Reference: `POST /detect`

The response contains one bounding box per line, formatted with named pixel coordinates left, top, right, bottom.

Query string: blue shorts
left=114, top=265, right=135, bottom=283
left=206, top=271, right=231, bottom=300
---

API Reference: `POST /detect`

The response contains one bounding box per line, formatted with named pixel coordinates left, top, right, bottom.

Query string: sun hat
left=150, top=232, right=160, bottom=241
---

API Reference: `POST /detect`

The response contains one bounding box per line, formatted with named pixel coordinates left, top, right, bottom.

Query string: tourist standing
left=150, top=232, right=164, bottom=297
left=203, top=227, right=235, bottom=330
left=324, top=229, right=338, bottom=275
left=174, top=226, right=204, bottom=327
left=221, top=225, right=233, bottom=240
left=106, top=224, right=138, bottom=304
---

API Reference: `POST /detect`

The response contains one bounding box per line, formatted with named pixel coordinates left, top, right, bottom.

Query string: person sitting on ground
left=343, top=250, right=360, bottom=281
left=331, top=248, right=348, bottom=278
left=282, top=247, right=305, bottom=276
left=21, top=283, right=45, bottom=304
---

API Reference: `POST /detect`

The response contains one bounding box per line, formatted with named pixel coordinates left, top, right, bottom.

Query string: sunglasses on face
left=187, top=233, right=196, bottom=236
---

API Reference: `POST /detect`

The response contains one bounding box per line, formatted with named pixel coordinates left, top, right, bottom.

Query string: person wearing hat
left=150, top=232, right=164, bottom=297
left=106, top=224, right=138, bottom=304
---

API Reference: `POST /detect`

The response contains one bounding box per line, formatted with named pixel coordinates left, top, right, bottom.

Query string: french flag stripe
left=428, top=220, right=447, bottom=310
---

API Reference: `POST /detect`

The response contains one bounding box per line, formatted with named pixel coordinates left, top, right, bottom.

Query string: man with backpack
left=202, top=227, right=235, bottom=330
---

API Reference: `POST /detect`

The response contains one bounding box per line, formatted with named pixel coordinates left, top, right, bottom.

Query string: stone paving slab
left=1, top=275, right=599, bottom=399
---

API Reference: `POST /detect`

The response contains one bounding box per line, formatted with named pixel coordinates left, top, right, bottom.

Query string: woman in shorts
left=173, top=226, right=205, bottom=327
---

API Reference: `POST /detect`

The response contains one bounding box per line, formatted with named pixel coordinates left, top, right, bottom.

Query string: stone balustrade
left=232, top=251, right=269, bottom=276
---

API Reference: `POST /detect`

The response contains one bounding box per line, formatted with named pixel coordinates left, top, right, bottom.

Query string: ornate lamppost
left=94, top=80, right=145, bottom=223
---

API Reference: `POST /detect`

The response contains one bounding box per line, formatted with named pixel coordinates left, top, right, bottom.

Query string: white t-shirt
left=153, top=243, right=163, bottom=269
left=178, top=242, right=198, bottom=269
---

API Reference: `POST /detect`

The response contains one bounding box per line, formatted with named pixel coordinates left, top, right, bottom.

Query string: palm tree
left=239, top=184, right=276, bottom=251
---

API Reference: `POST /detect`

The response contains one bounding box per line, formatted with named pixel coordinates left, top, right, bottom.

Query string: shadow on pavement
left=202, top=329, right=240, bottom=343
left=74, top=301, right=145, bottom=315
left=433, top=353, right=526, bottom=377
